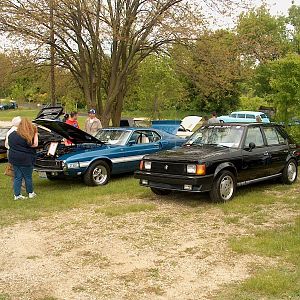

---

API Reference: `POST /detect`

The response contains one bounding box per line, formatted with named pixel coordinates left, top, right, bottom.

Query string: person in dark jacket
left=8, top=118, right=38, bottom=200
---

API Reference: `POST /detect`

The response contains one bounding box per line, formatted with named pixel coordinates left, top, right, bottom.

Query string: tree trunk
left=111, top=90, right=125, bottom=127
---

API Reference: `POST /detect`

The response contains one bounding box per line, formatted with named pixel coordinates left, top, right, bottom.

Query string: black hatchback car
left=135, top=123, right=300, bottom=202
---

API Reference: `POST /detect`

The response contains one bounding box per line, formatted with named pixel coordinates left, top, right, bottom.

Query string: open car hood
left=181, top=116, right=202, bottom=131
left=35, top=106, right=64, bottom=120
left=151, top=120, right=181, bottom=135
left=34, top=119, right=101, bottom=144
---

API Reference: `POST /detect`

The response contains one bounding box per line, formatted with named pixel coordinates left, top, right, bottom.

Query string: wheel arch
left=214, top=162, right=237, bottom=179
left=85, top=157, right=113, bottom=173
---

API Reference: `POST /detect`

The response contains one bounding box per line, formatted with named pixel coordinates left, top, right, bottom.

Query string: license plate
left=38, top=171, right=47, bottom=178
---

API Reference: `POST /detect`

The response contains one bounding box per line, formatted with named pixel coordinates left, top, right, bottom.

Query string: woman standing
left=8, top=118, right=38, bottom=200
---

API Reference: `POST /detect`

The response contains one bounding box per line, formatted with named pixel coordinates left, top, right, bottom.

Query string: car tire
left=219, top=120, right=224, bottom=123
left=209, top=170, right=236, bottom=202
left=150, top=187, right=172, bottom=195
left=282, top=159, right=298, bottom=184
left=83, top=161, right=111, bottom=186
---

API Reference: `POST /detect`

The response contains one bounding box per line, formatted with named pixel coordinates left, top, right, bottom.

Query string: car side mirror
left=248, top=142, right=256, bottom=151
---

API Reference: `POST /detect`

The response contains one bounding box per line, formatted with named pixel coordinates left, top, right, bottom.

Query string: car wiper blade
left=206, top=143, right=230, bottom=148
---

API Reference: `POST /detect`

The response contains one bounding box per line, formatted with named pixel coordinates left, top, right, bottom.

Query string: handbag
left=4, top=163, right=14, bottom=177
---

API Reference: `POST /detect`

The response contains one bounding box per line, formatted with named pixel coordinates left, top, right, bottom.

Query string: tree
left=171, top=29, right=243, bottom=113
left=237, top=6, right=289, bottom=64
left=0, top=0, right=243, bottom=126
left=0, top=53, right=13, bottom=97
left=287, top=4, right=300, bottom=54
left=266, top=54, right=300, bottom=124
left=125, top=54, right=186, bottom=118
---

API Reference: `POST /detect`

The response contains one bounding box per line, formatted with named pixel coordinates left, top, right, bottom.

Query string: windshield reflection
left=95, top=129, right=131, bottom=145
left=186, top=126, right=244, bottom=148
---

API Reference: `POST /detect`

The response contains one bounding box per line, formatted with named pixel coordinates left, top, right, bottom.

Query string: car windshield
left=95, top=129, right=131, bottom=145
left=186, top=125, right=244, bottom=148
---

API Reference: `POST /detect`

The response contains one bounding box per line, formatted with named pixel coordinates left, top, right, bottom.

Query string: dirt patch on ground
left=0, top=197, right=297, bottom=300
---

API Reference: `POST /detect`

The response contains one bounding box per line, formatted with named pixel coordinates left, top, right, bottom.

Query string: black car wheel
left=150, top=187, right=172, bottom=196
left=83, top=161, right=110, bottom=186
left=282, top=159, right=298, bottom=184
left=209, top=170, right=236, bottom=202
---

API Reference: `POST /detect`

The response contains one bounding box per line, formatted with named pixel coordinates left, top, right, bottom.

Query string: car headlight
left=67, top=162, right=80, bottom=169
left=187, top=164, right=197, bottom=174
left=187, top=164, right=206, bottom=175
left=144, top=161, right=152, bottom=170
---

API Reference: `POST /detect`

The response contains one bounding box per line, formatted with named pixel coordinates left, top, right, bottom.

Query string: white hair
left=11, top=116, right=22, bottom=127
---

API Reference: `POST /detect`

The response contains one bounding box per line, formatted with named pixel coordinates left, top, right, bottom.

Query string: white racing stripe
left=111, top=155, right=144, bottom=163
left=78, top=155, right=145, bottom=168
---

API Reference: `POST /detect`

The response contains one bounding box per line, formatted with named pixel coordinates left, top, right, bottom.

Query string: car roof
left=205, top=123, right=278, bottom=127
left=231, top=111, right=265, bottom=115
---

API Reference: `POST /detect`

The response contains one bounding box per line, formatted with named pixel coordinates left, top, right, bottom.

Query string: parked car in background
left=0, top=101, right=18, bottom=110
left=135, top=123, right=299, bottom=202
left=218, top=111, right=270, bottom=123
left=33, top=115, right=185, bottom=185
left=0, top=127, right=10, bottom=159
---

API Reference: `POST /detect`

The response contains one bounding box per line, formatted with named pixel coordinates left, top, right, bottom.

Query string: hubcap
left=220, top=175, right=234, bottom=201
left=92, top=165, right=108, bottom=185
left=287, top=162, right=297, bottom=182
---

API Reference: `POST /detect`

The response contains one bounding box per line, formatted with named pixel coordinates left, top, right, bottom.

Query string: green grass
left=230, top=218, right=300, bottom=265
left=0, top=164, right=151, bottom=227
left=217, top=218, right=300, bottom=299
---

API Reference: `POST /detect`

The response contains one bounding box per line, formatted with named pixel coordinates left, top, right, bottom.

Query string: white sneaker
left=29, top=192, right=37, bottom=199
left=14, top=195, right=28, bottom=200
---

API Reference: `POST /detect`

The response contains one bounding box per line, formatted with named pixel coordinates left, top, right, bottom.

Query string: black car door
left=240, top=126, right=271, bottom=181
left=262, top=126, right=288, bottom=175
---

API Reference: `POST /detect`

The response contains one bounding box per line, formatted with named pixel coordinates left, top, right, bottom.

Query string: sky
left=209, top=0, right=300, bottom=28
left=1, top=0, right=300, bottom=51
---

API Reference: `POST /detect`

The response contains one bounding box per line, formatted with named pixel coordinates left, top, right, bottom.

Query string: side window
left=276, top=127, right=289, bottom=143
left=149, top=131, right=161, bottom=142
left=263, top=127, right=280, bottom=145
left=244, top=127, right=264, bottom=147
left=238, top=114, right=246, bottom=118
left=246, top=114, right=255, bottom=119
left=230, top=114, right=237, bottom=118
left=261, top=114, right=268, bottom=119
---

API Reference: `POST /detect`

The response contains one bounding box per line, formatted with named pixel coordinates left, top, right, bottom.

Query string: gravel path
left=0, top=197, right=296, bottom=300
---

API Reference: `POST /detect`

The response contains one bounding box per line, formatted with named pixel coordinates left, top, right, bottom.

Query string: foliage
left=238, top=95, right=269, bottom=111
left=0, top=0, right=208, bottom=126
left=265, top=54, right=300, bottom=124
left=237, top=5, right=290, bottom=64
left=125, top=55, right=186, bottom=119
left=172, top=29, right=243, bottom=113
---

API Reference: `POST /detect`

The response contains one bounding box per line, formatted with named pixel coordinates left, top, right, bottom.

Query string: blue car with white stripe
left=34, top=119, right=185, bottom=186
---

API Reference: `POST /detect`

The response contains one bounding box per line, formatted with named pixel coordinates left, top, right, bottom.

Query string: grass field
left=0, top=107, right=200, bottom=128
left=0, top=160, right=299, bottom=299
left=0, top=108, right=299, bottom=299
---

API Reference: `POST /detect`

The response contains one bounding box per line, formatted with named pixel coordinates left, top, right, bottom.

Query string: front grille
left=35, top=158, right=63, bottom=170
left=151, top=161, right=185, bottom=175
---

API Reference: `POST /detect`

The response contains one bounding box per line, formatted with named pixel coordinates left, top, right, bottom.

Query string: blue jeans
left=13, top=165, right=34, bottom=196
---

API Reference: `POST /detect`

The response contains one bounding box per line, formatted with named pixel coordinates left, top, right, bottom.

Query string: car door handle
left=264, top=151, right=269, bottom=156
